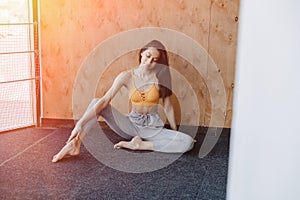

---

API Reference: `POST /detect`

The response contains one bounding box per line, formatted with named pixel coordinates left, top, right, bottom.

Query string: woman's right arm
left=67, top=71, right=130, bottom=143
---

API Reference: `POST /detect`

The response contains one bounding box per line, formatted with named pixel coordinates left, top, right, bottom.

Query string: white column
left=227, top=1, right=300, bottom=200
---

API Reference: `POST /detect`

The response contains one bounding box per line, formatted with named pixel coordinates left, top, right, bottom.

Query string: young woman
left=52, top=40, right=194, bottom=163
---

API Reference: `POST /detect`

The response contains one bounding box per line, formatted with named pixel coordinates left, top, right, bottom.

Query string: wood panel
left=40, top=0, right=239, bottom=128
left=205, top=0, right=240, bottom=128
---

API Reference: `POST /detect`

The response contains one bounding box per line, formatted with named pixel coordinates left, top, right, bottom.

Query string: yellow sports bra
left=130, top=71, right=160, bottom=106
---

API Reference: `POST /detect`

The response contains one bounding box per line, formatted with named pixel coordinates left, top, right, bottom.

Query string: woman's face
left=140, top=47, right=160, bottom=70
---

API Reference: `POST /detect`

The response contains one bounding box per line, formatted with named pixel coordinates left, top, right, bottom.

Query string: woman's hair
left=139, top=40, right=172, bottom=98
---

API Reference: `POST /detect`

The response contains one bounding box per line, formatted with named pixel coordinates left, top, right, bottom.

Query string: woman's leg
left=52, top=98, right=139, bottom=162
left=146, top=128, right=195, bottom=153
left=114, top=136, right=154, bottom=151
left=99, top=104, right=138, bottom=140
left=113, top=128, right=194, bottom=153
left=114, top=112, right=194, bottom=153
left=113, top=112, right=194, bottom=153
left=52, top=99, right=102, bottom=162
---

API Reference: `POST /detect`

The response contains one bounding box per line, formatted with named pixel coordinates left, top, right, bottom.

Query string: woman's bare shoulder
left=114, top=69, right=133, bottom=86
left=117, top=70, right=132, bottom=79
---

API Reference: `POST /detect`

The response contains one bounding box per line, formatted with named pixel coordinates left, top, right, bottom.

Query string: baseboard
left=40, top=118, right=230, bottom=136
left=41, top=118, right=75, bottom=128
left=40, top=118, right=113, bottom=130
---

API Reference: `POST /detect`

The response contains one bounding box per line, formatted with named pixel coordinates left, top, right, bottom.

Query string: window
left=0, top=0, right=39, bottom=132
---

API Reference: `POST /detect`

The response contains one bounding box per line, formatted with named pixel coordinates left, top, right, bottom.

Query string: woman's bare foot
left=52, top=137, right=81, bottom=163
left=114, top=136, right=153, bottom=151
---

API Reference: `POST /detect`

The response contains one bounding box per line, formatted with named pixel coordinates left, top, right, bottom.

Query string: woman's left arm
left=162, top=96, right=177, bottom=130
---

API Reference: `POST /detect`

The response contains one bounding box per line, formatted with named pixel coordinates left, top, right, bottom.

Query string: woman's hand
left=66, top=123, right=83, bottom=144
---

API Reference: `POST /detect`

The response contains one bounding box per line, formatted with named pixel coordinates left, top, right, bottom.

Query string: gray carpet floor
left=0, top=126, right=229, bottom=200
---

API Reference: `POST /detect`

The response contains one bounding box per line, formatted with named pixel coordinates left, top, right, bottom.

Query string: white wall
left=227, top=1, right=300, bottom=200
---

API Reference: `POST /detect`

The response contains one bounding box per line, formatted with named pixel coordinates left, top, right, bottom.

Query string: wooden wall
left=40, top=0, right=239, bottom=128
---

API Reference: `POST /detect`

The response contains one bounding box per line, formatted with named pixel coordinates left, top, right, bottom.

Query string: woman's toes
left=52, top=139, right=81, bottom=163
left=52, top=155, right=59, bottom=163
left=113, top=138, right=141, bottom=150
left=114, top=142, right=124, bottom=149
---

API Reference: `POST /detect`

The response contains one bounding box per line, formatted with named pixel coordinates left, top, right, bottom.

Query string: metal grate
left=0, top=23, right=34, bottom=53
left=0, top=80, right=35, bottom=131
left=0, top=0, right=38, bottom=132
left=0, top=52, right=35, bottom=82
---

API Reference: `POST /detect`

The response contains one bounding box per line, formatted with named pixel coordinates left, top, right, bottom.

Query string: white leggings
left=82, top=98, right=194, bottom=153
